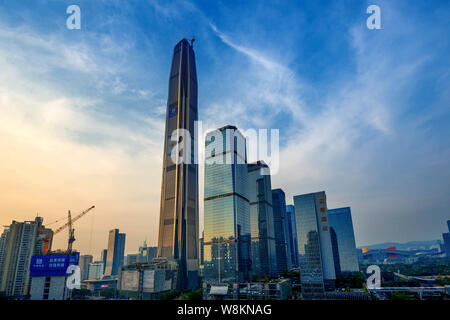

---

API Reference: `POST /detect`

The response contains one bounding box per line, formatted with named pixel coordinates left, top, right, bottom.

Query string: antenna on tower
left=190, top=36, right=195, bottom=47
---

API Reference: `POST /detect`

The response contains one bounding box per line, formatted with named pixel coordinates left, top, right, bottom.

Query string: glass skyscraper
left=271, top=189, right=288, bottom=274
left=203, top=126, right=251, bottom=284
left=442, top=220, right=450, bottom=258
left=328, top=207, right=359, bottom=273
left=294, top=191, right=336, bottom=297
left=157, top=38, right=199, bottom=289
left=248, top=161, right=277, bottom=278
left=285, top=205, right=298, bottom=269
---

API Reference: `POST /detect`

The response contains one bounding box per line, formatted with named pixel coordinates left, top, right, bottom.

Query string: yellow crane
left=37, top=205, right=95, bottom=254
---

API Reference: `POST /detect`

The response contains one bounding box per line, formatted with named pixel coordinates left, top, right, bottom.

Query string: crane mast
left=37, top=205, right=95, bottom=254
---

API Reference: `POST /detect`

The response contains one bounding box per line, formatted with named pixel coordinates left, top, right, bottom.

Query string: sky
left=0, top=0, right=449, bottom=257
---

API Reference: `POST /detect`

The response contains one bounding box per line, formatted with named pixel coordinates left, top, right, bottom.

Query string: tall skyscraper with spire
left=157, top=38, right=199, bottom=289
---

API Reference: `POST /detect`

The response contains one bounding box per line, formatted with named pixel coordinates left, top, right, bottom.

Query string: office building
left=271, top=189, right=289, bottom=274
left=443, top=220, right=450, bottom=257
left=79, top=255, right=93, bottom=281
left=0, top=217, right=50, bottom=298
left=157, top=38, right=199, bottom=290
left=293, top=191, right=336, bottom=297
left=101, top=249, right=107, bottom=273
left=203, top=126, right=251, bottom=284
left=248, top=161, right=277, bottom=278
left=29, top=252, right=79, bottom=300
left=199, top=232, right=204, bottom=266
left=285, top=205, right=298, bottom=268
left=328, top=207, right=359, bottom=273
left=104, top=229, right=126, bottom=276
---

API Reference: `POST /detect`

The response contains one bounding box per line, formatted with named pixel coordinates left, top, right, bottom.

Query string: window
left=322, top=226, right=328, bottom=231
left=320, top=207, right=326, bottom=212
left=321, top=217, right=327, bottom=222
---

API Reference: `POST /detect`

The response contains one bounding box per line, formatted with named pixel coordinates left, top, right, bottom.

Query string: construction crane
left=37, top=205, right=95, bottom=254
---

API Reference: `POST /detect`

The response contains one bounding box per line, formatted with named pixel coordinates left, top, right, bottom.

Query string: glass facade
left=285, top=205, right=298, bottom=268
left=248, top=162, right=277, bottom=278
left=328, top=207, right=359, bottom=273
left=157, top=39, right=199, bottom=289
left=271, top=189, right=288, bottom=274
left=294, top=192, right=336, bottom=297
left=203, top=126, right=251, bottom=284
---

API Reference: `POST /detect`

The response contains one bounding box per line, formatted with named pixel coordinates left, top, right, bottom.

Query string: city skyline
left=0, top=0, right=449, bottom=256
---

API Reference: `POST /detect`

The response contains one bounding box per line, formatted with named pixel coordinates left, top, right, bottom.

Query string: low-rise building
left=203, top=279, right=292, bottom=300
left=117, top=258, right=179, bottom=300
left=29, top=252, right=80, bottom=300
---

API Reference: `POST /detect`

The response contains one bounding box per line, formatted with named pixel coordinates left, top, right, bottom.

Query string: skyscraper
left=294, top=191, right=336, bottom=297
left=285, top=205, right=298, bottom=268
left=271, top=189, right=289, bottom=274
left=101, top=249, right=107, bottom=273
left=157, top=38, right=199, bottom=289
left=0, top=217, right=49, bottom=297
left=248, top=161, right=277, bottom=278
left=203, top=126, right=251, bottom=284
left=104, top=229, right=126, bottom=276
left=442, top=220, right=450, bottom=257
left=328, top=207, right=359, bottom=273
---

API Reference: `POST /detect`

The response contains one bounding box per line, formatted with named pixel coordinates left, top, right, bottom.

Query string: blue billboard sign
left=30, top=252, right=80, bottom=277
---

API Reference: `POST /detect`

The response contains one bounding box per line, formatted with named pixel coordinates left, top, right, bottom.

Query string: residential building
left=0, top=217, right=50, bottom=298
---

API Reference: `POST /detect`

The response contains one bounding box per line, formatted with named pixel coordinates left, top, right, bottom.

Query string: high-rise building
left=328, top=207, right=359, bottom=273
left=203, top=126, right=251, bottom=284
left=101, top=249, right=107, bottom=273
left=199, top=232, right=204, bottom=266
left=0, top=217, right=49, bottom=297
left=443, top=220, right=450, bottom=257
left=272, top=189, right=289, bottom=274
left=0, top=228, right=10, bottom=289
left=285, top=205, right=298, bottom=268
left=294, top=192, right=336, bottom=297
left=248, top=161, right=277, bottom=278
left=79, top=255, right=93, bottom=281
left=104, top=229, right=126, bottom=276
left=157, top=38, right=199, bottom=290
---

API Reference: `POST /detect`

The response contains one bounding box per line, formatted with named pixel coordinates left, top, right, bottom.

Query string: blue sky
left=0, top=0, right=449, bottom=255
